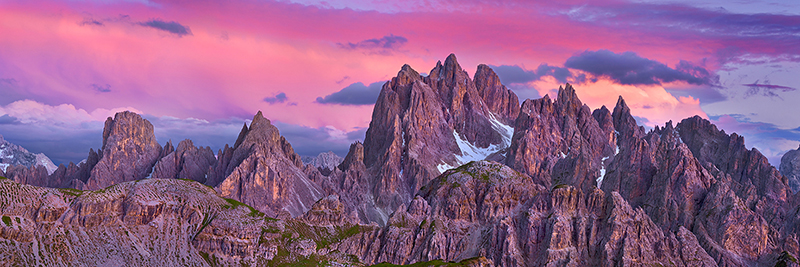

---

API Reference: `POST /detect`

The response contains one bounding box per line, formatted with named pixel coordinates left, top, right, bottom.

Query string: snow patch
left=437, top=114, right=514, bottom=173
left=596, top=156, right=610, bottom=188
left=488, top=113, right=514, bottom=147
left=0, top=163, right=8, bottom=172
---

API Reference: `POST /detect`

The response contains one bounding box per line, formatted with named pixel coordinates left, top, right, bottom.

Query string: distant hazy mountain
left=0, top=134, right=57, bottom=174
left=780, top=145, right=800, bottom=192
left=302, top=151, right=343, bottom=170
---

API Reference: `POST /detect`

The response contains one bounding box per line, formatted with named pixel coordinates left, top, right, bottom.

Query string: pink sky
left=1, top=0, right=799, bottom=165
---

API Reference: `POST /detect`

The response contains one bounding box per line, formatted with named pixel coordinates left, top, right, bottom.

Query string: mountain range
left=1, top=54, right=799, bottom=266
left=0, top=135, right=57, bottom=175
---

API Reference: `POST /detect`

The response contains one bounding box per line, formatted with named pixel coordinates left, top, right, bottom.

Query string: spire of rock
left=85, top=111, right=162, bottom=190
left=215, top=111, right=323, bottom=217
left=474, top=64, right=520, bottom=124
left=339, top=142, right=364, bottom=171
left=362, top=54, right=517, bottom=221
left=612, top=95, right=643, bottom=138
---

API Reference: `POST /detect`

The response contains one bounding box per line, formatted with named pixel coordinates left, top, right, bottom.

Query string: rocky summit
left=1, top=54, right=800, bottom=266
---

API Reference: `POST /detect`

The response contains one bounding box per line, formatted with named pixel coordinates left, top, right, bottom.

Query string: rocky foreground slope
left=2, top=54, right=800, bottom=266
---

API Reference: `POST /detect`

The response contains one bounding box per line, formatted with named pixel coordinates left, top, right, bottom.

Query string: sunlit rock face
left=85, top=111, right=162, bottom=190
left=211, top=111, right=324, bottom=218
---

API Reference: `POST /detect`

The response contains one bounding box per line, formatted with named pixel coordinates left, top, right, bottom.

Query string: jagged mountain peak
left=556, top=83, right=580, bottom=105
left=100, top=110, right=154, bottom=151
left=363, top=54, right=519, bottom=218
left=87, top=111, right=162, bottom=190
left=339, top=141, right=364, bottom=171
left=5, top=57, right=800, bottom=267
left=250, top=110, right=271, bottom=129
left=612, top=94, right=643, bottom=138
left=214, top=111, right=322, bottom=218
left=474, top=63, right=520, bottom=124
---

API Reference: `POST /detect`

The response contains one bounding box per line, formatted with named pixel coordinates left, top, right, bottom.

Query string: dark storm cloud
left=489, top=63, right=575, bottom=84
left=564, top=50, right=718, bottom=86
left=316, top=81, right=385, bottom=105
left=138, top=19, right=192, bottom=37
left=488, top=65, right=537, bottom=84
left=338, top=34, right=408, bottom=55
left=263, top=92, right=288, bottom=104
left=0, top=115, right=19, bottom=125
left=0, top=121, right=104, bottom=165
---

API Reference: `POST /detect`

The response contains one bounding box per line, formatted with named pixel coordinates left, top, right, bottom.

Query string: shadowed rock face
left=85, top=111, right=162, bottom=190
left=505, top=84, right=615, bottom=193
left=780, top=145, right=800, bottom=193
left=151, top=139, right=216, bottom=183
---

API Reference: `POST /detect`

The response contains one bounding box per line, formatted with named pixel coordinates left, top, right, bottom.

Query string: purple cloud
left=316, top=81, right=385, bottom=106
left=338, top=34, right=408, bottom=55
left=138, top=19, right=192, bottom=37
left=564, top=50, right=718, bottom=86
left=263, top=92, right=288, bottom=104
left=564, top=3, right=800, bottom=64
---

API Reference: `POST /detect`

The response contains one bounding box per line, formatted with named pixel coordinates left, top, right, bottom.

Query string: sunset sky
left=1, top=0, right=798, bottom=167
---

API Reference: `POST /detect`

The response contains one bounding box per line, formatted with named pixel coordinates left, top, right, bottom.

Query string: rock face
left=302, top=151, right=343, bottom=171
left=151, top=139, right=216, bottom=183
left=363, top=54, right=516, bottom=219
left=85, top=111, right=162, bottom=190
left=780, top=145, right=800, bottom=193
left=0, top=134, right=57, bottom=175
left=335, top=161, right=716, bottom=266
left=210, top=111, right=324, bottom=218
left=506, top=84, right=615, bottom=193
